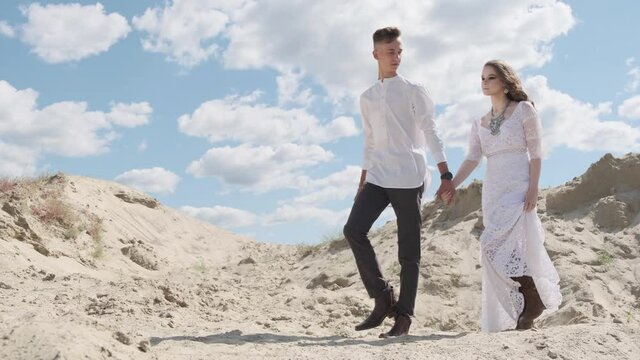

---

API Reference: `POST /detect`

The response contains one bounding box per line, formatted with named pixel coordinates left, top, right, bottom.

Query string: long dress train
left=466, top=101, right=562, bottom=332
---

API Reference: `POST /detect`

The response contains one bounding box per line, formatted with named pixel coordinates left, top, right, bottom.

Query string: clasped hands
left=435, top=180, right=456, bottom=205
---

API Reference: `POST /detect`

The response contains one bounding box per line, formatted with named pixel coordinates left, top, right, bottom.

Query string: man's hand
left=355, top=169, right=367, bottom=201
left=436, top=180, right=456, bottom=205
left=354, top=185, right=364, bottom=201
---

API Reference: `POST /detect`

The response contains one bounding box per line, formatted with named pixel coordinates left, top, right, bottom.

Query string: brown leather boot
left=512, top=276, right=546, bottom=330
left=379, top=313, right=411, bottom=338
left=355, top=287, right=396, bottom=331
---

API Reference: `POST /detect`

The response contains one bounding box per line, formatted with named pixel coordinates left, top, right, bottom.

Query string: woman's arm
left=442, top=119, right=482, bottom=202
left=524, top=159, right=541, bottom=212
left=522, top=102, right=543, bottom=212
left=452, top=159, right=480, bottom=188
left=439, top=160, right=479, bottom=204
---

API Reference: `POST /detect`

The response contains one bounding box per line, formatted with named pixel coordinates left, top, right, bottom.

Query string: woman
left=446, top=60, right=562, bottom=332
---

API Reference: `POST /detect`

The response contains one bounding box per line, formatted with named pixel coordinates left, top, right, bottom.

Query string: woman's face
left=481, top=66, right=506, bottom=96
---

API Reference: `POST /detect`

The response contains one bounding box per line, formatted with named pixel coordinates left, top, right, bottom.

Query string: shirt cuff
left=431, top=151, right=446, bottom=164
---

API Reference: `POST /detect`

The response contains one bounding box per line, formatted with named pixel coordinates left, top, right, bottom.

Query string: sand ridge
left=1, top=153, right=639, bottom=359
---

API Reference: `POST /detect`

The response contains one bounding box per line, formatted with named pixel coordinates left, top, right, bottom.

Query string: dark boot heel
left=379, top=313, right=412, bottom=338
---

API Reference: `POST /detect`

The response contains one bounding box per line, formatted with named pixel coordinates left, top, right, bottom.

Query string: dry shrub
left=87, top=215, right=105, bottom=259
left=31, top=197, right=76, bottom=227
left=0, top=178, right=16, bottom=193
left=63, top=225, right=82, bottom=240
left=87, top=216, right=104, bottom=241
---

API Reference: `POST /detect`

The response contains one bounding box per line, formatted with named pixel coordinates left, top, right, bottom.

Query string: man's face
left=373, top=38, right=402, bottom=73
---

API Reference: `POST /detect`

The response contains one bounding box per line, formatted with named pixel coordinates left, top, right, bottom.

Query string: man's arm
left=413, top=86, right=446, bottom=164
left=356, top=95, right=373, bottom=200
left=413, top=85, right=455, bottom=204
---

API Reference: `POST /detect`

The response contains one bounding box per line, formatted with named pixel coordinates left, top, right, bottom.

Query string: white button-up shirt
left=360, top=74, right=446, bottom=189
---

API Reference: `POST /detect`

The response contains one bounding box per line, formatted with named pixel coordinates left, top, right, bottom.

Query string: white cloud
left=436, top=94, right=488, bottom=150
left=264, top=201, right=395, bottom=228
left=180, top=205, right=257, bottom=228
left=223, top=0, right=575, bottom=107
left=262, top=165, right=361, bottom=227
left=180, top=165, right=362, bottom=230
left=289, top=165, right=362, bottom=205
left=34, top=101, right=116, bottom=156
left=130, top=1, right=574, bottom=107
left=277, top=69, right=313, bottom=107
left=265, top=204, right=351, bottom=226
left=263, top=164, right=404, bottom=228
left=435, top=75, right=640, bottom=156
left=20, top=3, right=130, bottom=63
left=114, top=167, right=180, bottom=194
left=0, top=80, right=110, bottom=157
left=436, top=75, right=640, bottom=155
left=178, top=91, right=359, bottom=145
left=0, top=21, right=15, bottom=38
left=133, top=0, right=230, bottom=67
left=618, top=94, right=640, bottom=120
left=525, top=75, right=640, bottom=153
left=178, top=164, right=391, bottom=229
left=0, top=80, right=151, bottom=176
left=625, top=58, right=640, bottom=93
left=186, top=143, right=333, bottom=192
left=107, top=102, right=153, bottom=127
left=0, top=142, right=37, bottom=177
left=309, top=116, right=360, bottom=144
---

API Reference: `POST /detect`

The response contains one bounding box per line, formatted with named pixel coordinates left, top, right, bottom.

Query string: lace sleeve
left=521, top=102, right=543, bottom=159
left=466, top=119, right=483, bottom=161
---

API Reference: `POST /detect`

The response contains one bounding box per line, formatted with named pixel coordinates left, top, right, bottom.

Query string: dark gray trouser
left=343, top=182, right=424, bottom=316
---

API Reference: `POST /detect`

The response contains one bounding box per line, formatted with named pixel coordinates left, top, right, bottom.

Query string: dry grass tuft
left=0, top=178, right=17, bottom=193
left=31, top=197, right=76, bottom=227
left=87, top=215, right=105, bottom=259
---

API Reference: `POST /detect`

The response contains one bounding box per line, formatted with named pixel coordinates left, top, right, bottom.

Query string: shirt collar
left=379, top=74, right=402, bottom=84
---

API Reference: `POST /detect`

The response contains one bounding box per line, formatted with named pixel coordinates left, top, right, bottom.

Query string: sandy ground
left=1, top=153, right=639, bottom=359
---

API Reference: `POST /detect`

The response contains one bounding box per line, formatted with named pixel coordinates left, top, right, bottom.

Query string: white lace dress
left=466, top=101, right=562, bottom=332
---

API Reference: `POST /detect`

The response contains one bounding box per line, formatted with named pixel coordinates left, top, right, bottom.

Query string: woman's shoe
left=512, top=276, right=546, bottom=330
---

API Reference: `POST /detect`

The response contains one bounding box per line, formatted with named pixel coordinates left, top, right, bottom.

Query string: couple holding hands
left=343, top=27, right=562, bottom=337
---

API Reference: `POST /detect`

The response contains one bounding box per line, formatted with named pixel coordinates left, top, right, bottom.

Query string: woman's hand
left=436, top=181, right=456, bottom=205
left=440, top=191, right=453, bottom=204
left=524, top=187, right=538, bottom=212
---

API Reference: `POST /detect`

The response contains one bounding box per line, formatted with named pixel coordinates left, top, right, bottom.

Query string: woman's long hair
left=484, top=59, right=532, bottom=104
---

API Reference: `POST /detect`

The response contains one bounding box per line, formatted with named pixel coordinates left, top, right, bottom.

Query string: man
left=343, top=26, right=455, bottom=338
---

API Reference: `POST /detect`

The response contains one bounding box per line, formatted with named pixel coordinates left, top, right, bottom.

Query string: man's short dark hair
left=373, top=27, right=401, bottom=44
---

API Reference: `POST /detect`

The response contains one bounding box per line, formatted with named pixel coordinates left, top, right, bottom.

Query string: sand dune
left=1, top=153, right=639, bottom=359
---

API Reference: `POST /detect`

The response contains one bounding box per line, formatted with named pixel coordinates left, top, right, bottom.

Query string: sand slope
left=1, top=153, right=639, bottom=359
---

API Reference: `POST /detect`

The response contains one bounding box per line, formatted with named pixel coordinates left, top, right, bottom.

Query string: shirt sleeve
left=466, top=119, right=483, bottom=161
left=360, top=95, right=374, bottom=170
left=521, top=101, right=543, bottom=159
left=413, top=85, right=446, bottom=163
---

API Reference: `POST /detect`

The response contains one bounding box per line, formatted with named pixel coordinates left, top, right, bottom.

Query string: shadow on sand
left=150, top=330, right=468, bottom=347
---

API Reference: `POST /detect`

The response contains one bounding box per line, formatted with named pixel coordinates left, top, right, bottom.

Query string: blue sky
left=1, top=1, right=639, bottom=244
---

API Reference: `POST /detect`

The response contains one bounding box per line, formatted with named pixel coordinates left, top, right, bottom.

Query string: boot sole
left=354, top=308, right=397, bottom=331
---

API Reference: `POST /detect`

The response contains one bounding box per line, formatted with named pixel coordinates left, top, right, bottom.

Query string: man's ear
left=372, top=49, right=379, bottom=60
